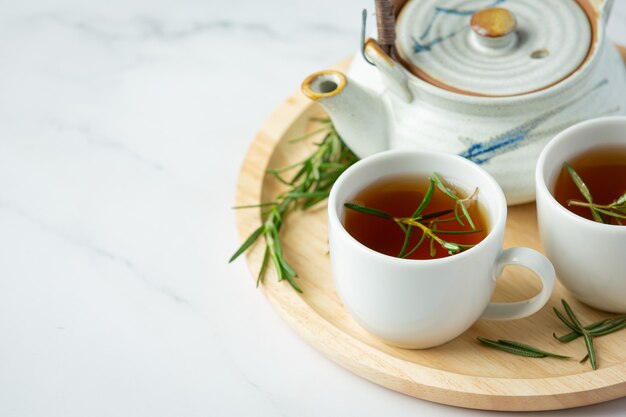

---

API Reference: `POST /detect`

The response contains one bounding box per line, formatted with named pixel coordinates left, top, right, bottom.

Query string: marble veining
left=46, top=119, right=167, bottom=172
left=0, top=198, right=193, bottom=310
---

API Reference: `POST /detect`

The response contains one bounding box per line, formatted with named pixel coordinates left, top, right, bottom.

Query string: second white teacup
left=536, top=116, right=626, bottom=313
left=328, top=150, right=555, bottom=349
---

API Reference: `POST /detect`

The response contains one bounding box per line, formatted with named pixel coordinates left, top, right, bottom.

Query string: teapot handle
left=374, top=0, right=396, bottom=57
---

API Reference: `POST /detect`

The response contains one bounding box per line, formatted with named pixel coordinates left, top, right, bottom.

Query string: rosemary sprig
left=564, top=162, right=626, bottom=225
left=561, top=300, right=597, bottom=370
left=477, top=299, right=626, bottom=370
left=432, top=173, right=478, bottom=231
left=343, top=203, right=393, bottom=220
left=398, top=179, right=435, bottom=257
left=476, top=337, right=570, bottom=359
left=230, top=119, right=358, bottom=292
left=553, top=300, right=626, bottom=370
left=344, top=174, right=480, bottom=258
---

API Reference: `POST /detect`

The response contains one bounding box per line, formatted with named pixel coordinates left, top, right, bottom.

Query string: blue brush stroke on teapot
left=414, top=0, right=507, bottom=53
left=458, top=79, right=617, bottom=165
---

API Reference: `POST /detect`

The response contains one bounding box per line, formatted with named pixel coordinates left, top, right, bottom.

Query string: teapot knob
left=470, top=7, right=517, bottom=51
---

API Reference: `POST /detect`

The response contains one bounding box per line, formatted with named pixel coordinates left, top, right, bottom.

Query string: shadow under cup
left=536, top=116, right=626, bottom=313
left=327, top=150, right=508, bottom=348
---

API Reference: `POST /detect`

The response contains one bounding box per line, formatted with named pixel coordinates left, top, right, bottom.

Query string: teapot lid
left=395, top=0, right=593, bottom=96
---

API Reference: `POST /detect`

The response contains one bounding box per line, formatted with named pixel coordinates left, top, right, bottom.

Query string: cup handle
left=481, top=247, right=555, bottom=321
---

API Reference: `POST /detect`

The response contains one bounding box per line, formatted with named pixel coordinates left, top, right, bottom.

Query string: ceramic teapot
left=301, top=0, right=626, bottom=204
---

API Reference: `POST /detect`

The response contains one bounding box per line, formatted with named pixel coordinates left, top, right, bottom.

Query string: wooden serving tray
left=234, top=55, right=626, bottom=411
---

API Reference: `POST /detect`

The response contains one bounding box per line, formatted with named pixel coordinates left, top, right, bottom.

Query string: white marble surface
left=1, top=1, right=625, bottom=416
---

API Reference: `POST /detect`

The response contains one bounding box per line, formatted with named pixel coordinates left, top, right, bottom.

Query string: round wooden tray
left=234, top=55, right=626, bottom=411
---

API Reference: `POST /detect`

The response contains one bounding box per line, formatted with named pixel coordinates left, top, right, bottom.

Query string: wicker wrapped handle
left=375, top=0, right=397, bottom=56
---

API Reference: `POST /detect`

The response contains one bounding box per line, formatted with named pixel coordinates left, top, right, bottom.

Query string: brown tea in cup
left=553, top=146, right=626, bottom=226
left=343, top=175, right=488, bottom=260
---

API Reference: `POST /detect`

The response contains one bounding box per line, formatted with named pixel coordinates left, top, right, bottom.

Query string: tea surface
left=342, top=175, right=488, bottom=260
left=553, top=146, right=626, bottom=225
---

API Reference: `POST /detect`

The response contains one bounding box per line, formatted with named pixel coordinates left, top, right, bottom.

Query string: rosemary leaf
left=432, top=172, right=459, bottom=201
left=587, top=316, right=626, bottom=334
left=402, top=231, right=427, bottom=258
left=398, top=179, right=434, bottom=257
left=276, top=251, right=296, bottom=278
left=564, top=162, right=593, bottom=204
left=442, top=241, right=461, bottom=253
left=593, top=207, right=626, bottom=220
left=553, top=307, right=580, bottom=334
left=554, top=319, right=609, bottom=343
left=562, top=299, right=585, bottom=330
left=344, top=203, right=394, bottom=219
left=564, top=162, right=604, bottom=223
left=267, top=159, right=308, bottom=174
left=256, top=247, right=270, bottom=287
left=476, top=337, right=545, bottom=358
left=232, top=202, right=277, bottom=209
left=591, top=208, right=604, bottom=224
left=229, top=225, right=264, bottom=263
left=430, top=214, right=468, bottom=224
left=288, top=127, right=328, bottom=143
left=287, top=191, right=330, bottom=200
left=497, top=340, right=570, bottom=359
left=283, top=272, right=302, bottom=293
left=556, top=300, right=599, bottom=370
left=319, top=162, right=350, bottom=170
left=269, top=170, right=296, bottom=186
left=582, top=332, right=597, bottom=370
left=453, top=203, right=465, bottom=227
left=590, top=319, right=626, bottom=337
left=415, top=180, right=435, bottom=215
left=431, top=229, right=484, bottom=235
left=397, top=230, right=412, bottom=258
left=459, top=202, right=476, bottom=231
left=288, top=165, right=308, bottom=186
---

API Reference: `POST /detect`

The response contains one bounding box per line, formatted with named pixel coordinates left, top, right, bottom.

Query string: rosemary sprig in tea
left=344, top=175, right=480, bottom=258
left=564, top=162, right=626, bottom=225
left=230, top=118, right=358, bottom=292
left=476, top=337, right=570, bottom=359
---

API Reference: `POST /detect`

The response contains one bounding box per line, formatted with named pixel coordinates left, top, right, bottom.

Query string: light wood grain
left=234, top=53, right=626, bottom=411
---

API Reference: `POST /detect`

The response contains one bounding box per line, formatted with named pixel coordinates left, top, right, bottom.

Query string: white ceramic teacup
left=536, top=116, right=626, bottom=313
left=328, top=150, right=555, bottom=349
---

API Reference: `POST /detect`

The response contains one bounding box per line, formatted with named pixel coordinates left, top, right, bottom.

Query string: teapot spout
left=301, top=70, right=388, bottom=158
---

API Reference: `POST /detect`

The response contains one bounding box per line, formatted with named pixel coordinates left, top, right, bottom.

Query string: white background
left=0, top=1, right=625, bottom=416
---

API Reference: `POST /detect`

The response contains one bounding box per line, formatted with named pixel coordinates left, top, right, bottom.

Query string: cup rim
left=535, top=116, right=626, bottom=232
left=328, top=149, right=507, bottom=265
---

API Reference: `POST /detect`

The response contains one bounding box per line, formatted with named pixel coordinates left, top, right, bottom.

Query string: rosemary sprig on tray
left=564, top=162, right=626, bottom=225
left=344, top=175, right=480, bottom=258
left=477, top=299, right=626, bottom=370
left=552, top=299, right=597, bottom=369
left=553, top=299, right=626, bottom=370
left=476, top=337, right=569, bottom=359
left=230, top=118, right=358, bottom=292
